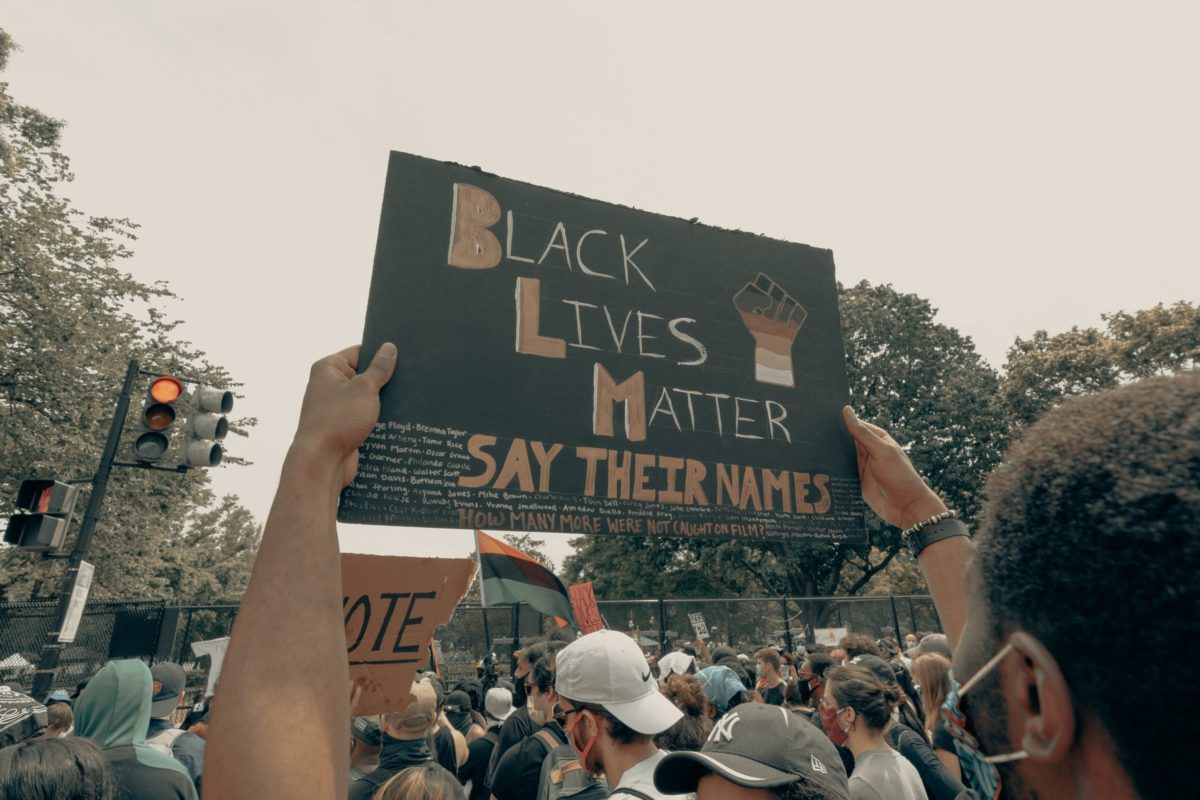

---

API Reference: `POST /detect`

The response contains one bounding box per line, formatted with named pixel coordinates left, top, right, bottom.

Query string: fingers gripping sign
left=296, top=343, right=398, bottom=488
left=841, top=405, right=947, bottom=530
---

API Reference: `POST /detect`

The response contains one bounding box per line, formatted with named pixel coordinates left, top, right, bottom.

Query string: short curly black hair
left=975, top=371, right=1200, bottom=800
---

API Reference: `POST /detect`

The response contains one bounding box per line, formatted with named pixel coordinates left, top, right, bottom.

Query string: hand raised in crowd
left=293, top=343, right=397, bottom=488
left=842, top=406, right=948, bottom=530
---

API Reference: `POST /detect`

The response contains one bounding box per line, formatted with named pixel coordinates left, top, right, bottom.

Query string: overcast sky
left=5, top=2, right=1197, bottom=569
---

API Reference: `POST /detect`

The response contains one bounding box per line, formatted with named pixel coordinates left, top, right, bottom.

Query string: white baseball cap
left=485, top=687, right=514, bottom=722
left=555, top=630, right=683, bottom=735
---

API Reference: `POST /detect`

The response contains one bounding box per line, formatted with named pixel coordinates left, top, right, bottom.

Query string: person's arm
left=842, top=407, right=971, bottom=649
left=205, top=344, right=397, bottom=800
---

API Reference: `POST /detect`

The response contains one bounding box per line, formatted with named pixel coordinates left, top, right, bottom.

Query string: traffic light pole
left=30, top=360, right=140, bottom=699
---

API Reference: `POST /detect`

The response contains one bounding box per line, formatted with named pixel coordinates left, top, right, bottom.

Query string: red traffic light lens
left=150, top=376, right=183, bottom=404
left=144, top=403, right=176, bottom=431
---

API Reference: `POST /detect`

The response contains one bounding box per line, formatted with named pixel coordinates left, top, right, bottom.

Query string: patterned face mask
left=942, top=642, right=1029, bottom=800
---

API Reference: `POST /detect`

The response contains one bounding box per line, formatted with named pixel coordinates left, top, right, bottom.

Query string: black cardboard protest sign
left=339, top=152, right=865, bottom=543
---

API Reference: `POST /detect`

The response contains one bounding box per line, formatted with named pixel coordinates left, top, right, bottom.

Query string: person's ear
left=1009, top=631, right=1075, bottom=762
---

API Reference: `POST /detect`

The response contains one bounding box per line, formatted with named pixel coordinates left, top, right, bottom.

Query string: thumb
left=358, top=342, right=398, bottom=392
left=843, top=406, right=889, bottom=458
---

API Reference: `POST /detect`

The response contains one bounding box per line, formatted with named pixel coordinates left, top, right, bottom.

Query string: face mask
left=819, top=704, right=849, bottom=747
left=780, top=664, right=790, bottom=680
left=567, top=710, right=600, bottom=773
left=527, top=691, right=545, bottom=726
left=796, top=676, right=815, bottom=704
left=942, top=642, right=1029, bottom=800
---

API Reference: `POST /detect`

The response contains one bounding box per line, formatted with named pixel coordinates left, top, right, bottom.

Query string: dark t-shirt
left=886, top=723, right=968, bottom=800
left=486, top=706, right=534, bottom=787
left=432, top=724, right=459, bottom=776
left=931, top=717, right=955, bottom=753
left=461, top=729, right=499, bottom=800
left=761, top=683, right=785, bottom=706
left=490, top=723, right=567, bottom=800
left=104, top=745, right=196, bottom=800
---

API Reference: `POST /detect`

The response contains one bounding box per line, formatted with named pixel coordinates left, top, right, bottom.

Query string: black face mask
left=796, top=676, right=815, bottom=704
left=512, top=673, right=528, bottom=708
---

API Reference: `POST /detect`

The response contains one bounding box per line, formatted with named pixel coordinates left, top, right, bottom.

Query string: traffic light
left=184, top=385, right=234, bottom=467
left=4, top=480, right=80, bottom=551
left=133, top=375, right=184, bottom=462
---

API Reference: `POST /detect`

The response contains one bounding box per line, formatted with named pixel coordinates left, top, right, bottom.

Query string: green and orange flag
left=475, top=530, right=574, bottom=625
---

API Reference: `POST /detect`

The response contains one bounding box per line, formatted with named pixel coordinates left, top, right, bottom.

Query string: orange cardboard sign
left=341, top=553, right=476, bottom=716
left=568, top=582, right=604, bottom=634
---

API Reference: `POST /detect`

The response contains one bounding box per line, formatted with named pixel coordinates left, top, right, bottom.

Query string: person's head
left=828, top=648, right=846, bottom=665
left=654, top=674, right=712, bottom=752
left=796, top=653, right=834, bottom=706
left=0, top=736, right=115, bottom=800
left=657, top=650, right=697, bottom=683
left=754, top=647, right=782, bottom=680
left=953, top=373, right=1200, bottom=800
left=148, top=662, right=186, bottom=720
left=654, top=702, right=850, bottom=800
left=837, top=634, right=880, bottom=661
left=374, top=761, right=465, bottom=800
left=694, top=665, right=749, bottom=719
left=554, top=629, right=683, bottom=773
left=909, top=633, right=952, bottom=660
left=41, top=702, right=73, bottom=738
left=903, top=633, right=918, bottom=650
left=909, top=653, right=951, bottom=730
left=483, top=686, right=514, bottom=725
left=523, top=641, right=565, bottom=728
left=823, top=665, right=898, bottom=740
left=381, top=678, right=438, bottom=740
left=349, top=715, right=381, bottom=766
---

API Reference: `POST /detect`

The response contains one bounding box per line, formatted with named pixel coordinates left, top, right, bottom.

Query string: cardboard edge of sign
left=385, top=151, right=837, bottom=261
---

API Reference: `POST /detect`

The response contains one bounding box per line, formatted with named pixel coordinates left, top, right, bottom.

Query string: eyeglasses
left=552, top=704, right=581, bottom=728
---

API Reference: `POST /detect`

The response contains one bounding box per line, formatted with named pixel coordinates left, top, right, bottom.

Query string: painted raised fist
left=733, top=273, right=807, bottom=387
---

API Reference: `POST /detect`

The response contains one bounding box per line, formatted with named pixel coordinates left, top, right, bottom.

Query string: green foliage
left=565, top=281, right=1007, bottom=604
left=0, top=30, right=258, bottom=603
left=1000, top=302, right=1199, bottom=428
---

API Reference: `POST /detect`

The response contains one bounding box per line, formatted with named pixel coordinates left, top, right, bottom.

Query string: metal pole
left=481, top=604, right=492, bottom=653
left=32, top=360, right=140, bottom=698
left=888, top=595, right=903, bottom=643
left=509, top=603, right=520, bottom=665
left=781, top=598, right=793, bottom=654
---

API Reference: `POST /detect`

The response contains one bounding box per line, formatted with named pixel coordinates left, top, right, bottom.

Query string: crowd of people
left=0, top=345, right=1193, bottom=800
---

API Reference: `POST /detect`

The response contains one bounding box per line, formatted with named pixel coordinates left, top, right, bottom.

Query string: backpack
left=145, top=726, right=186, bottom=756
left=536, top=740, right=610, bottom=800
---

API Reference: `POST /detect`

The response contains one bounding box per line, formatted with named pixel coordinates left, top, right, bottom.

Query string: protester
left=489, top=643, right=568, bottom=800
left=446, top=690, right=485, bottom=743
left=839, top=635, right=881, bottom=662
left=375, top=761, right=465, bottom=800
left=908, top=654, right=958, bottom=781
left=654, top=674, right=712, bottom=752
left=458, top=687, right=511, bottom=800
left=694, top=665, right=749, bottom=721
left=0, top=736, right=116, bottom=800
left=423, top=673, right=469, bottom=776
left=653, top=702, right=851, bottom=800
left=821, top=665, right=927, bottom=800
left=349, top=715, right=382, bottom=782
left=73, top=659, right=196, bottom=799
left=144, top=662, right=187, bottom=755
left=844, top=375, right=1200, bottom=800
left=906, top=635, right=951, bottom=661
left=796, top=653, right=834, bottom=716
left=829, top=649, right=847, bottom=667
left=754, top=647, right=787, bottom=706
left=656, top=650, right=696, bottom=684
left=348, top=678, right=439, bottom=800
left=485, top=641, right=544, bottom=788
left=554, top=629, right=685, bottom=798
left=846, top=657, right=966, bottom=800
left=40, top=701, right=73, bottom=738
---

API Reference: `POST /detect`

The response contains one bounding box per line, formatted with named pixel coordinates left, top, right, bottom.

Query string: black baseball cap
left=654, top=703, right=849, bottom=799
left=149, top=663, right=186, bottom=718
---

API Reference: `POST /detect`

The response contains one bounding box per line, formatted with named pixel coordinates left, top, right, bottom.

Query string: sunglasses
left=551, top=704, right=582, bottom=728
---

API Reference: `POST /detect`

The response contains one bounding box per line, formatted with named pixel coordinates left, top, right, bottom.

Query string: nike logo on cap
left=641, top=670, right=652, bottom=682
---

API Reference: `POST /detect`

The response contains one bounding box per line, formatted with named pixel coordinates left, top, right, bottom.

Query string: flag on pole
left=475, top=530, right=574, bottom=623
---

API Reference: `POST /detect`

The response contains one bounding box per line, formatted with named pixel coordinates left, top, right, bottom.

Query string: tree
left=1000, top=302, right=1199, bottom=428
left=564, top=281, right=1007, bottom=610
left=0, top=30, right=259, bottom=602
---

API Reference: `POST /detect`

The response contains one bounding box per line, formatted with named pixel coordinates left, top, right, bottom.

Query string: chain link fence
left=0, top=594, right=940, bottom=696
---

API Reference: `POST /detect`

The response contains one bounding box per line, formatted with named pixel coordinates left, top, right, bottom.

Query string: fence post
left=657, top=598, right=667, bottom=652
left=780, top=598, right=793, bottom=653
left=888, top=595, right=903, bottom=641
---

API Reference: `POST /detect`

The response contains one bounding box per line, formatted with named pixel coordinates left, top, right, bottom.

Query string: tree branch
left=843, top=545, right=902, bottom=596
